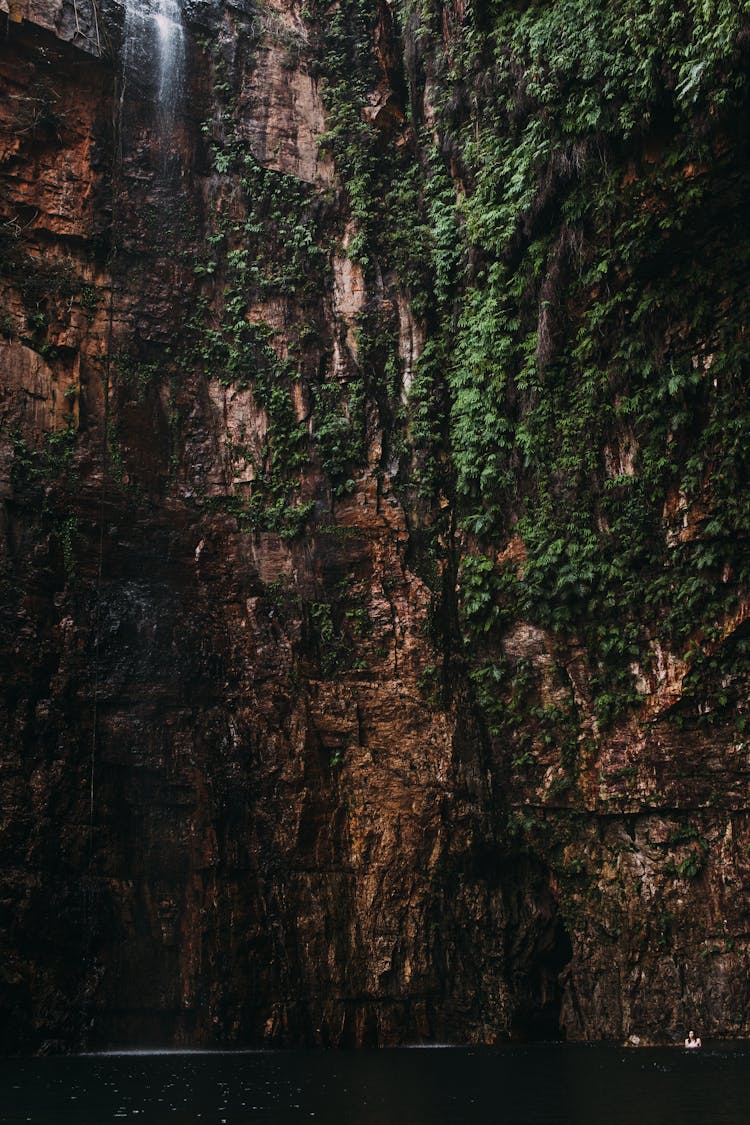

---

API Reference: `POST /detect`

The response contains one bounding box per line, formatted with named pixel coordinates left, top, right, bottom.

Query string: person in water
left=684, top=1030, right=702, bottom=1048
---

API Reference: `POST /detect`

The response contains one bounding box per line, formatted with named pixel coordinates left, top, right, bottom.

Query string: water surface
left=0, top=1043, right=747, bottom=1124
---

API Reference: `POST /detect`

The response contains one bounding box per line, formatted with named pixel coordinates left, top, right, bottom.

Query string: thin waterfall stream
left=122, top=0, right=185, bottom=121
left=76, top=0, right=188, bottom=1051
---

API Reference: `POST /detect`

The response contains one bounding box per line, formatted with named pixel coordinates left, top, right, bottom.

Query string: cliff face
left=1, top=0, right=750, bottom=1051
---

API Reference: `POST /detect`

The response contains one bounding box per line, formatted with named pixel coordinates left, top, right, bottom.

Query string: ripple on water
left=1, top=1044, right=749, bottom=1125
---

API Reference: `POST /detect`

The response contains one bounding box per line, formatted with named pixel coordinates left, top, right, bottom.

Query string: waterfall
left=122, top=0, right=185, bottom=121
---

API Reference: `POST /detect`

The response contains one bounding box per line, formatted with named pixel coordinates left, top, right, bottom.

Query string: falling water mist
left=122, top=0, right=185, bottom=125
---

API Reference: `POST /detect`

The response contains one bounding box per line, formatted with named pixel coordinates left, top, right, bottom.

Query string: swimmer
left=684, top=1030, right=702, bottom=1049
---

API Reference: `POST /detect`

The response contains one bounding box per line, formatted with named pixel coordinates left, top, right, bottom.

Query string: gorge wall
left=1, top=0, right=750, bottom=1051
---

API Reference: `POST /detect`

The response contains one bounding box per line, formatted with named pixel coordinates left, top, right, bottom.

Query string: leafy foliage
left=420, top=0, right=750, bottom=729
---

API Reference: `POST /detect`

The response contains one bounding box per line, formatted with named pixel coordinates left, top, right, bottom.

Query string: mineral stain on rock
left=1, top=0, right=750, bottom=1052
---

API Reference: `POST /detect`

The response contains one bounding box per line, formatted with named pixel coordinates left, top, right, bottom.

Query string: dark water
left=0, top=1044, right=747, bottom=1124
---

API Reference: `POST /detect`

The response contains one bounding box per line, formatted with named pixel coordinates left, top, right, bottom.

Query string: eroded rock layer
left=1, top=0, right=750, bottom=1050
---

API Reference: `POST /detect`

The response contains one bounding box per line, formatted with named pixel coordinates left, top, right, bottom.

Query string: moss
left=9, top=425, right=81, bottom=588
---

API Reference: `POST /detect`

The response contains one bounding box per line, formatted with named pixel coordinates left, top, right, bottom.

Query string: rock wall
left=1, top=0, right=750, bottom=1051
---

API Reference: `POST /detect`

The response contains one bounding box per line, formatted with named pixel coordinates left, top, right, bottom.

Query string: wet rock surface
left=1, top=0, right=749, bottom=1052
